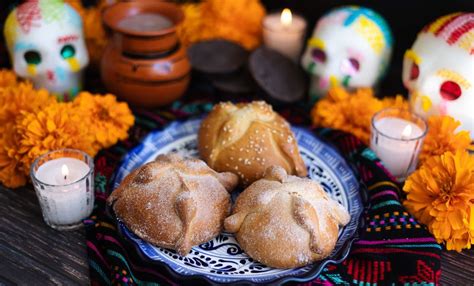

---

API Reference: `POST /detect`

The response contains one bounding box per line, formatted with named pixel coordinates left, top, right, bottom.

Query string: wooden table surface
left=1, top=185, right=473, bottom=285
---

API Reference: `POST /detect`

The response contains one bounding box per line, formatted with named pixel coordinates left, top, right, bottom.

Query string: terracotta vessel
left=101, top=1, right=190, bottom=107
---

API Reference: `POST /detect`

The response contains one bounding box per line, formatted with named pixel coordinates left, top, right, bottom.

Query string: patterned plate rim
left=110, top=118, right=366, bottom=285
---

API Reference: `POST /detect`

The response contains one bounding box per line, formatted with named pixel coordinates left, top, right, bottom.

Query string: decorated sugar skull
left=403, top=13, right=474, bottom=137
left=4, top=0, right=89, bottom=101
left=301, top=6, right=392, bottom=101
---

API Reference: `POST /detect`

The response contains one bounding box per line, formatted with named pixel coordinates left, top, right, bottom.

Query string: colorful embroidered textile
left=86, top=100, right=441, bottom=286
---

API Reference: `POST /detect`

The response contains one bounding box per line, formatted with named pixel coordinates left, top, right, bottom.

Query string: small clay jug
left=101, top=1, right=190, bottom=107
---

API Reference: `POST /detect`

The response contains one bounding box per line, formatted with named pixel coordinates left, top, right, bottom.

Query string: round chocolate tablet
left=187, top=40, right=248, bottom=74
left=249, top=47, right=307, bottom=104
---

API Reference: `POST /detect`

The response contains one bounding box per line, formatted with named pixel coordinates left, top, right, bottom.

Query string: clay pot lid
left=249, top=47, right=307, bottom=104
left=187, top=40, right=248, bottom=74
left=102, top=1, right=183, bottom=37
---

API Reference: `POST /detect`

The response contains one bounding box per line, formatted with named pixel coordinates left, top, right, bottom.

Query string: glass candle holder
left=371, top=108, right=428, bottom=181
left=30, top=149, right=94, bottom=231
left=263, top=9, right=307, bottom=61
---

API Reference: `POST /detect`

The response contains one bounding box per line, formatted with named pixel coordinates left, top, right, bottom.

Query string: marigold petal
left=448, top=211, right=465, bottom=230
left=46, top=119, right=56, bottom=132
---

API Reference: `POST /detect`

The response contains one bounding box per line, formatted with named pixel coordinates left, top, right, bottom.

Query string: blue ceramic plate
left=113, top=119, right=363, bottom=284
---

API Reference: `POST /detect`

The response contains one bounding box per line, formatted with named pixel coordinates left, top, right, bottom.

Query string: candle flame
left=401, top=124, right=413, bottom=139
left=281, top=8, right=292, bottom=26
left=61, top=164, right=69, bottom=180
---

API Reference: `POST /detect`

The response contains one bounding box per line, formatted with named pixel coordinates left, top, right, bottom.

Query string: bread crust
left=107, top=154, right=239, bottom=256
left=224, top=166, right=350, bottom=268
left=198, top=101, right=307, bottom=185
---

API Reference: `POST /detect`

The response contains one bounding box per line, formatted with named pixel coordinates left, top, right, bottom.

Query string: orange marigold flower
left=0, top=123, right=27, bottom=188
left=177, top=0, right=265, bottom=50
left=203, top=0, right=264, bottom=36
left=419, top=115, right=472, bottom=163
left=176, top=4, right=205, bottom=47
left=0, top=80, right=57, bottom=187
left=201, top=0, right=265, bottom=49
left=381, top=94, right=410, bottom=110
left=311, top=87, right=383, bottom=144
left=403, top=150, right=474, bottom=251
left=15, top=102, right=96, bottom=175
left=73, top=92, right=134, bottom=149
left=0, top=69, right=18, bottom=88
left=0, top=82, right=56, bottom=132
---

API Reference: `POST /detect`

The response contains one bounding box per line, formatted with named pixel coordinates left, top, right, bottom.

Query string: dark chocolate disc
left=187, top=40, right=248, bottom=74
left=249, top=47, right=307, bottom=104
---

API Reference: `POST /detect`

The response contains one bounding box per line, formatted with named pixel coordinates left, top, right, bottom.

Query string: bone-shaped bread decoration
left=108, top=154, right=238, bottom=256
left=224, top=166, right=350, bottom=268
left=199, top=101, right=307, bottom=186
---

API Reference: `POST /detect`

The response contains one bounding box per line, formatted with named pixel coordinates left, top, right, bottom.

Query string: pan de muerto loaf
left=108, top=153, right=239, bottom=256
left=198, top=101, right=307, bottom=185
left=224, top=166, right=350, bottom=268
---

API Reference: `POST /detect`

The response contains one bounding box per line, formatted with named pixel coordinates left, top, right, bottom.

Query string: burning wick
left=61, top=164, right=69, bottom=181
left=401, top=125, right=413, bottom=140
left=281, top=8, right=293, bottom=27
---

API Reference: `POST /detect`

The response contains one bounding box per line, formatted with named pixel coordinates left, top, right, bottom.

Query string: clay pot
left=101, top=1, right=190, bottom=107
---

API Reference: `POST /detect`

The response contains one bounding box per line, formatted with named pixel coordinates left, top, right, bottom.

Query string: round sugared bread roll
left=224, top=166, right=350, bottom=268
left=107, top=154, right=239, bottom=256
left=198, top=101, right=307, bottom=185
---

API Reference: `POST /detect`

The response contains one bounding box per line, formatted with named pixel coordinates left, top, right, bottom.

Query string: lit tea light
left=31, top=149, right=95, bottom=230
left=371, top=108, right=427, bottom=181
left=263, top=8, right=307, bottom=61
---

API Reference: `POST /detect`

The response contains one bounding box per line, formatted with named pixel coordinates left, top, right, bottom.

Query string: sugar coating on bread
left=224, top=166, right=350, bottom=268
left=107, top=154, right=239, bottom=256
left=198, top=101, right=307, bottom=185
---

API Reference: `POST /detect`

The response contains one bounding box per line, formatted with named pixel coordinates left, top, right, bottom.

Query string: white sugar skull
left=301, top=6, right=392, bottom=102
left=4, top=0, right=89, bottom=101
left=403, top=13, right=474, bottom=137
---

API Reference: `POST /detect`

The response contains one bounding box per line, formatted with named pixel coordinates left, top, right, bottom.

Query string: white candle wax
left=35, top=158, right=92, bottom=225
left=37, top=158, right=90, bottom=185
left=371, top=117, right=424, bottom=178
left=263, top=9, right=307, bottom=61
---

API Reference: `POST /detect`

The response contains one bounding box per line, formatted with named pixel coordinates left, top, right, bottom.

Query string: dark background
left=1, top=0, right=473, bottom=95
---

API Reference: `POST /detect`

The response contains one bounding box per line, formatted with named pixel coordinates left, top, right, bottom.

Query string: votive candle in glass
left=30, top=149, right=94, bottom=230
left=370, top=108, right=428, bottom=181
left=263, top=8, right=307, bottom=62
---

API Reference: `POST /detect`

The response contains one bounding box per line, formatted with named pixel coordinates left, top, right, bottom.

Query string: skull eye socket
left=410, top=63, right=419, bottom=80
left=340, top=58, right=360, bottom=76
left=440, top=81, right=462, bottom=101
left=24, top=50, right=41, bottom=65
left=61, top=44, right=76, bottom=59
left=311, top=48, right=326, bottom=63
left=348, top=58, right=360, bottom=72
